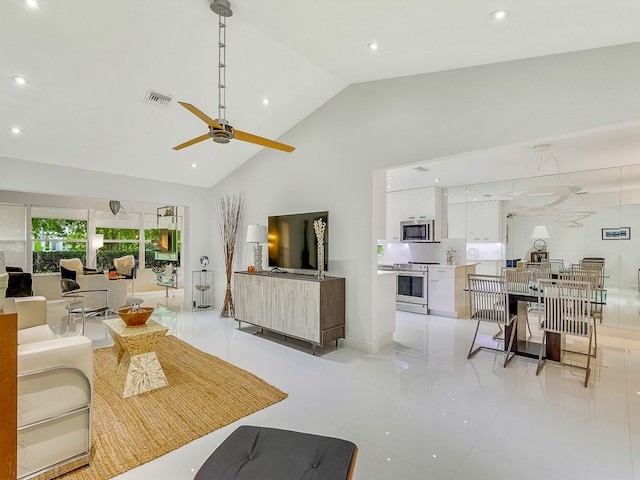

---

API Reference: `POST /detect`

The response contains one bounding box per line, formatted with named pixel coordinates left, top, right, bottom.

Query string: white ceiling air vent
left=144, top=89, right=173, bottom=107
left=413, top=166, right=429, bottom=172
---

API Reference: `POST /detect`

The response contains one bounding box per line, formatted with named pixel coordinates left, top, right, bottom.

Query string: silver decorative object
left=446, top=248, right=456, bottom=265
left=313, top=219, right=326, bottom=280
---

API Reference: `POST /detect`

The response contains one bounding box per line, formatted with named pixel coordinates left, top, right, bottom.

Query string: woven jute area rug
left=59, top=335, right=288, bottom=480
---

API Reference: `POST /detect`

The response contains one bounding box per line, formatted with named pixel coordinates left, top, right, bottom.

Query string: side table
left=103, top=318, right=169, bottom=398
left=193, top=269, right=213, bottom=310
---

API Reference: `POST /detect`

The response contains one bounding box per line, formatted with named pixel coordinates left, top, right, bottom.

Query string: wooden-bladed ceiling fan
left=173, top=101, right=294, bottom=152
left=173, top=0, right=295, bottom=154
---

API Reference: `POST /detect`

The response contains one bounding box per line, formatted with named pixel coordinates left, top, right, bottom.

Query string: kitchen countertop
left=376, top=263, right=478, bottom=271
left=377, top=270, right=396, bottom=275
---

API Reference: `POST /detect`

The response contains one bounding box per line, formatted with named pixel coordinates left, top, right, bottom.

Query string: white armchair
left=16, top=296, right=93, bottom=479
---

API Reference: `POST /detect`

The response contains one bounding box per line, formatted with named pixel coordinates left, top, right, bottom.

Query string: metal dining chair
left=521, top=264, right=552, bottom=320
left=502, top=267, right=533, bottom=337
left=467, top=274, right=517, bottom=367
left=559, top=268, right=601, bottom=351
left=60, top=279, right=110, bottom=335
left=541, top=258, right=563, bottom=276
left=536, top=279, right=595, bottom=387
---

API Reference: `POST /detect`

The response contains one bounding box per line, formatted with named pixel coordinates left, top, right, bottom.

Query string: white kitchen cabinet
left=409, top=188, right=438, bottom=220
left=386, top=187, right=445, bottom=241
left=447, top=203, right=466, bottom=239
left=466, top=200, right=503, bottom=242
left=428, top=264, right=476, bottom=318
left=386, top=190, right=407, bottom=241
left=428, top=267, right=455, bottom=313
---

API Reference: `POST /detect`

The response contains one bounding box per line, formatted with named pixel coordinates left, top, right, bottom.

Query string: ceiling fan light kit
left=173, top=0, right=294, bottom=153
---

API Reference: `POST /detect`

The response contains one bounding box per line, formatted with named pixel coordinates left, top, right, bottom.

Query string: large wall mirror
left=448, top=164, right=640, bottom=332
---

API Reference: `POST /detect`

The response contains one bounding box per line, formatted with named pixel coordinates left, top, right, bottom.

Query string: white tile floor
left=49, top=291, right=640, bottom=480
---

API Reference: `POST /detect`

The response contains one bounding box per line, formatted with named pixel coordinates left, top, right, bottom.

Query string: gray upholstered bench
left=194, top=425, right=358, bottom=480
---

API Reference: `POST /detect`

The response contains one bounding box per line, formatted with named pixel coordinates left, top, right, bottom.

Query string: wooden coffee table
left=103, top=318, right=169, bottom=398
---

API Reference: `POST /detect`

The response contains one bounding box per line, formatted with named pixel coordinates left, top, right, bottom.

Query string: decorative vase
left=446, top=255, right=454, bottom=265
left=317, top=243, right=325, bottom=280
left=313, top=219, right=326, bottom=280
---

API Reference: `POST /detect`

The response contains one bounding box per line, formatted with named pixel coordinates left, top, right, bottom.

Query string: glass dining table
left=505, top=283, right=606, bottom=361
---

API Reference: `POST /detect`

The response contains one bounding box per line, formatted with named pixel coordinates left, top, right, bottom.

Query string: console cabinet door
left=271, top=280, right=320, bottom=343
left=234, top=274, right=273, bottom=329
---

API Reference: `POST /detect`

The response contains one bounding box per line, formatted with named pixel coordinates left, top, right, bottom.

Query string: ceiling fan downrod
left=209, top=0, right=233, bottom=143
left=171, top=0, right=294, bottom=152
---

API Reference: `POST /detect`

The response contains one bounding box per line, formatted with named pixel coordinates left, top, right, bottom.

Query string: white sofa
left=15, top=296, right=93, bottom=479
left=76, top=273, right=128, bottom=310
left=60, top=257, right=128, bottom=310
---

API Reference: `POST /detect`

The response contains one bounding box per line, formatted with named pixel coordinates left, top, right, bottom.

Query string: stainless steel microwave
left=400, top=219, right=435, bottom=242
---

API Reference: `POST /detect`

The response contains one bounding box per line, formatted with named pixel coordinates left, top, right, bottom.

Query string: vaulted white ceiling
left=2, top=0, right=639, bottom=188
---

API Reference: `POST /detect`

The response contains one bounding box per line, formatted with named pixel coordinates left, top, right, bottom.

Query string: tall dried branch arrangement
left=214, top=193, right=245, bottom=318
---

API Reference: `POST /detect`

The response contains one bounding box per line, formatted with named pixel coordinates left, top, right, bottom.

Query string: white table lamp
left=92, top=233, right=104, bottom=268
left=530, top=225, right=550, bottom=251
left=246, top=225, right=268, bottom=271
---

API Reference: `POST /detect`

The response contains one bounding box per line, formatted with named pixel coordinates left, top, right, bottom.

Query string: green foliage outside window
left=32, top=218, right=88, bottom=272
left=95, top=227, right=140, bottom=270
left=32, top=218, right=87, bottom=245
left=30, top=220, right=181, bottom=273
left=96, top=227, right=140, bottom=241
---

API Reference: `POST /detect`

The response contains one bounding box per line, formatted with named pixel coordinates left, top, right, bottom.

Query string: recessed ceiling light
left=191, top=163, right=198, bottom=168
left=10, top=126, right=23, bottom=134
left=490, top=9, right=510, bottom=20
left=262, top=98, right=270, bottom=106
left=367, top=42, right=379, bottom=50
left=12, top=75, right=29, bottom=85
left=26, top=0, right=39, bottom=9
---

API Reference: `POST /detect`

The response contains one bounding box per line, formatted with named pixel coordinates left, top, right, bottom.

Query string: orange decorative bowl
left=116, top=307, right=154, bottom=327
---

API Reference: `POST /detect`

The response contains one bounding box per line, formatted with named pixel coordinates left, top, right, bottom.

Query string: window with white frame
left=0, top=202, right=27, bottom=269
left=31, top=206, right=88, bottom=273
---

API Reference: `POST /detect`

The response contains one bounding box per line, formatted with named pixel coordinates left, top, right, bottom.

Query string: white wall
left=0, top=156, right=213, bottom=305
left=2, top=43, right=638, bottom=350
left=211, top=43, right=640, bottom=353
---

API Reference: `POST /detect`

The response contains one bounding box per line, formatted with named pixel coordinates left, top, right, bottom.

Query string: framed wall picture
left=530, top=251, right=548, bottom=262
left=602, top=227, right=631, bottom=240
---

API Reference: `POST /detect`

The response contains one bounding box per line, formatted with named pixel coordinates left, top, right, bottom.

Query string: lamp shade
left=246, top=224, right=268, bottom=244
left=530, top=225, right=550, bottom=239
left=93, top=233, right=104, bottom=249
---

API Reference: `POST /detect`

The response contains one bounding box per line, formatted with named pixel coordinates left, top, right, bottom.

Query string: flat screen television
left=268, top=211, right=328, bottom=272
